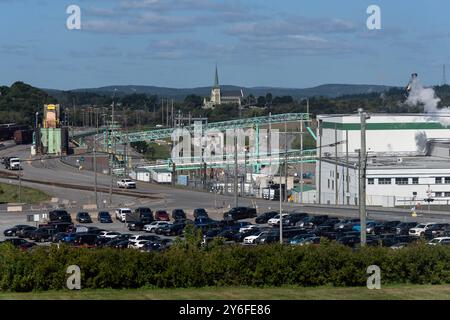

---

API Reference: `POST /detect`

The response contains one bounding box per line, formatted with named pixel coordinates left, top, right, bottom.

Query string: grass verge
left=0, top=182, right=50, bottom=204
left=0, top=285, right=449, bottom=300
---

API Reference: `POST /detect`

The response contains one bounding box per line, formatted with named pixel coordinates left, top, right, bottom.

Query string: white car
left=428, top=237, right=450, bottom=246
left=244, top=231, right=268, bottom=244
left=115, top=208, right=132, bottom=222
left=267, top=214, right=289, bottom=226
left=117, top=179, right=136, bottom=189
left=128, top=239, right=149, bottom=249
left=144, top=221, right=170, bottom=233
left=409, top=222, right=436, bottom=237
left=239, top=224, right=258, bottom=233
left=98, top=231, right=121, bottom=239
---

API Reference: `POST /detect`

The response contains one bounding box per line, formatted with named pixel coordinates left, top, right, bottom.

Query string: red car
left=155, top=210, right=170, bottom=221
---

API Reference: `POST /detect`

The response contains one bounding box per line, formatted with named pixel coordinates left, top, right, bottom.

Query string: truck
left=13, top=129, right=33, bottom=145
left=4, top=157, right=21, bottom=170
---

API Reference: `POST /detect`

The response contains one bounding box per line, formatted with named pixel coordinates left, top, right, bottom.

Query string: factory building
left=315, top=114, right=450, bottom=207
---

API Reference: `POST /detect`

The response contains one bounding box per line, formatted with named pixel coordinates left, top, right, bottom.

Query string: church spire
left=214, top=64, right=219, bottom=88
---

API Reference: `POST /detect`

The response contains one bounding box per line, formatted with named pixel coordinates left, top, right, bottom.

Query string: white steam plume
left=405, top=77, right=450, bottom=125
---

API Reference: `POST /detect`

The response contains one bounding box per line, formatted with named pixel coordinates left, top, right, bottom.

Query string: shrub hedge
left=0, top=241, right=449, bottom=292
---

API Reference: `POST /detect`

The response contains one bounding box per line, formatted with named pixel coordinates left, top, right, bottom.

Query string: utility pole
left=335, top=123, right=338, bottom=205
left=300, top=115, right=304, bottom=205
left=234, top=129, right=238, bottom=208
left=18, top=171, right=22, bottom=203
left=346, top=130, right=350, bottom=205
left=109, top=90, right=116, bottom=205
left=358, top=108, right=369, bottom=246
left=284, top=120, right=288, bottom=202
left=318, top=119, right=322, bottom=204
left=93, top=137, right=98, bottom=209
left=279, top=158, right=283, bottom=244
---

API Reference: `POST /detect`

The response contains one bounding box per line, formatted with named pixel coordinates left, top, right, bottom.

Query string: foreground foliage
left=0, top=240, right=449, bottom=292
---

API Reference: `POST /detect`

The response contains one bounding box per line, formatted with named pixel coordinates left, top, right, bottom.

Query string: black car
left=73, top=234, right=98, bottom=247
left=284, top=212, right=309, bottom=226
left=297, top=215, right=329, bottom=228
left=127, top=221, right=146, bottom=231
left=134, top=207, right=154, bottom=223
left=255, top=211, right=278, bottom=224
left=3, top=225, right=30, bottom=237
left=163, top=223, right=186, bottom=236
left=97, top=211, right=113, bottom=223
left=193, top=208, right=208, bottom=219
left=395, top=222, right=418, bottom=235
left=334, top=218, right=360, bottom=231
left=30, top=228, right=57, bottom=242
left=49, top=221, right=74, bottom=233
left=223, top=207, right=257, bottom=221
left=424, top=223, right=450, bottom=240
left=49, top=209, right=72, bottom=223
left=380, top=221, right=402, bottom=233
left=216, top=229, right=239, bottom=241
left=94, top=237, right=113, bottom=247
left=172, top=209, right=186, bottom=221
left=76, top=212, right=92, bottom=223
left=1, top=238, right=29, bottom=247
left=256, top=232, right=280, bottom=244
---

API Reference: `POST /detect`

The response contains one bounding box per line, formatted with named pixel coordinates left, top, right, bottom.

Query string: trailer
left=151, top=169, right=172, bottom=184
left=14, top=129, right=33, bottom=145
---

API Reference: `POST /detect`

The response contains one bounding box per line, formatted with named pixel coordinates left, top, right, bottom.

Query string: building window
left=368, top=178, right=374, bottom=185
left=378, top=178, right=391, bottom=185
left=434, top=192, right=444, bottom=197
left=395, top=178, right=409, bottom=185
left=412, top=178, right=419, bottom=185
left=436, top=177, right=443, bottom=184
left=332, top=180, right=334, bottom=190
left=328, top=179, right=330, bottom=188
left=445, top=177, right=450, bottom=184
left=445, top=192, right=450, bottom=197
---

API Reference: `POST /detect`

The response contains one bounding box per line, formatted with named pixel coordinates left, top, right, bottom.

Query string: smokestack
left=406, top=73, right=418, bottom=92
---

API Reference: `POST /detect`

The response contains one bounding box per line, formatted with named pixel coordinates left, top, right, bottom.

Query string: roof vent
left=397, top=157, right=403, bottom=164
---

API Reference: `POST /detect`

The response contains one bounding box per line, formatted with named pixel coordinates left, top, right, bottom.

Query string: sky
left=0, top=0, right=449, bottom=90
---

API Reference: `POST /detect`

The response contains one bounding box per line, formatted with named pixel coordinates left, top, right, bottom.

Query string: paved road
left=1, top=145, right=450, bottom=229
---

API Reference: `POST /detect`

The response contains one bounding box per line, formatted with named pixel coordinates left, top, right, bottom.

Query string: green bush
left=0, top=241, right=449, bottom=292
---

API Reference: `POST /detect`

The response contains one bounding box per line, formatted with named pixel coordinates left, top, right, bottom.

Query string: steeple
left=214, top=64, right=219, bottom=88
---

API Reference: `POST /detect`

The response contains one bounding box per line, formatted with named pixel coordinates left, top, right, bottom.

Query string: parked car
left=223, top=207, right=257, bottom=221
left=244, top=231, right=269, bottom=244
left=283, top=212, right=309, bottom=226
left=163, top=222, right=187, bottom=236
left=334, top=218, right=360, bottom=231
left=267, top=213, right=290, bottom=226
left=255, top=232, right=280, bottom=244
left=97, top=211, right=113, bottom=223
left=117, top=179, right=136, bottom=189
left=424, top=223, right=450, bottom=240
left=3, top=225, right=30, bottom=237
left=255, top=211, right=278, bottom=224
left=155, top=210, right=170, bottom=221
left=428, top=237, right=450, bottom=246
left=193, top=208, right=208, bottom=219
left=76, top=212, right=92, bottom=223
left=144, top=221, right=170, bottom=233
left=15, top=226, right=37, bottom=238
left=297, top=215, right=329, bottom=228
left=115, top=208, right=132, bottom=222
left=409, top=222, right=436, bottom=237
left=395, top=222, right=418, bottom=235
left=73, top=234, right=98, bottom=247
left=172, top=209, right=186, bottom=221
left=134, top=207, right=153, bottom=223
left=98, top=231, right=121, bottom=239
left=233, top=228, right=263, bottom=242
left=127, top=221, right=146, bottom=231
left=1, top=238, right=29, bottom=247
left=30, top=228, right=57, bottom=242
left=49, top=210, right=72, bottom=223
left=155, top=222, right=173, bottom=235
left=380, top=221, right=402, bottom=233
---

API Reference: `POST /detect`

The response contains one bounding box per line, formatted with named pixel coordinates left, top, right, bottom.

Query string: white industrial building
left=315, top=114, right=450, bottom=207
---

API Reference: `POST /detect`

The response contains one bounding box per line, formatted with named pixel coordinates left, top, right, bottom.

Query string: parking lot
left=1, top=205, right=450, bottom=251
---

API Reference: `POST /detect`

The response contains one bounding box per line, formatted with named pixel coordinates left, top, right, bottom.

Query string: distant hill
left=43, top=84, right=394, bottom=101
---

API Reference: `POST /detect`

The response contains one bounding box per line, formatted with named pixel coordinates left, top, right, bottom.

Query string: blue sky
left=0, top=0, right=449, bottom=90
